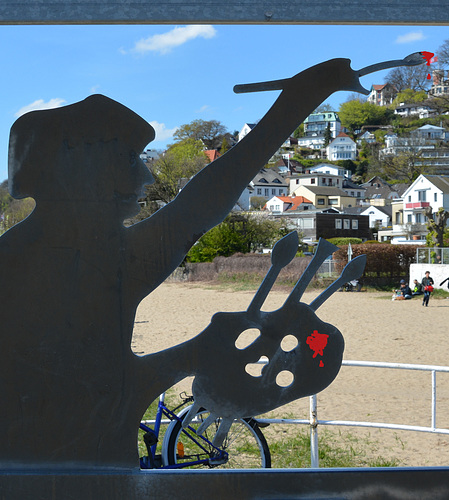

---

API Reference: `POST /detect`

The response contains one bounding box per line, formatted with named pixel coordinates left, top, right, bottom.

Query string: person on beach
left=392, top=279, right=412, bottom=300
left=412, top=279, right=424, bottom=297
left=422, top=271, right=434, bottom=307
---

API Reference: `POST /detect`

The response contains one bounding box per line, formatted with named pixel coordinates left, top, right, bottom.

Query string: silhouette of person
left=0, top=58, right=402, bottom=468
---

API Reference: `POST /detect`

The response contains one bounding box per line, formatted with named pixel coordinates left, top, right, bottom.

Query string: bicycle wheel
left=163, top=407, right=271, bottom=469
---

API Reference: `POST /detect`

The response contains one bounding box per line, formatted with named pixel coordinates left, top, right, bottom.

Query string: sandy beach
left=132, top=283, right=449, bottom=467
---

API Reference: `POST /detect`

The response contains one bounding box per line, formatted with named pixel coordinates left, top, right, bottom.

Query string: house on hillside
left=378, top=174, right=449, bottom=243
left=307, top=162, right=351, bottom=178
left=238, top=123, right=256, bottom=142
left=250, top=168, right=288, bottom=200
left=367, top=83, right=397, bottom=106
left=289, top=172, right=345, bottom=193
left=265, top=195, right=314, bottom=214
left=278, top=210, right=370, bottom=243
left=303, top=112, right=341, bottom=138
left=394, top=102, right=436, bottom=119
left=326, top=132, right=357, bottom=161
left=360, top=176, right=402, bottom=206
left=417, top=146, right=449, bottom=175
left=411, top=124, right=449, bottom=142
left=291, top=185, right=355, bottom=209
left=342, top=179, right=366, bottom=201
left=428, top=69, right=449, bottom=98
left=204, top=149, right=220, bottom=162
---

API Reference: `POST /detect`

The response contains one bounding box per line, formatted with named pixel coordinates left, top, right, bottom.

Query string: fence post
left=432, top=370, right=436, bottom=430
left=310, top=394, right=319, bottom=468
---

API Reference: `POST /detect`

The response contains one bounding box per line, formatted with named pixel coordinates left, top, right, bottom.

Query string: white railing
left=257, top=360, right=449, bottom=468
left=141, top=360, right=449, bottom=469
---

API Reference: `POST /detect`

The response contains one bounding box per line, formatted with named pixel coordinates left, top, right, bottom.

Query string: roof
left=252, top=168, right=288, bottom=187
left=361, top=205, right=392, bottom=217
left=342, top=179, right=366, bottom=190
left=277, top=195, right=313, bottom=211
left=297, top=185, right=349, bottom=196
left=304, top=112, right=340, bottom=123
left=422, top=175, right=449, bottom=194
left=204, top=149, right=220, bottom=162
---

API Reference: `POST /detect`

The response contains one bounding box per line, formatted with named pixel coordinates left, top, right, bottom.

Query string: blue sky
left=0, top=24, right=448, bottom=182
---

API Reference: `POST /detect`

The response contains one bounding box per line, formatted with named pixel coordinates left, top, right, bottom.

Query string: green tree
left=380, top=150, right=425, bottom=182
left=292, top=123, right=304, bottom=138
left=143, top=139, right=207, bottom=207
left=186, top=214, right=289, bottom=262
left=338, top=100, right=392, bottom=135
left=323, top=122, right=332, bottom=147
left=250, top=196, right=267, bottom=210
left=173, top=119, right=228, bottom=149
left=392, top=88, right=428, bottom=106
left=425, top=206, right=449, bottom=247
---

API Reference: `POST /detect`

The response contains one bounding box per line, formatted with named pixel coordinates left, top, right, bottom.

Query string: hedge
left=334, top=244, right=419, bottom=286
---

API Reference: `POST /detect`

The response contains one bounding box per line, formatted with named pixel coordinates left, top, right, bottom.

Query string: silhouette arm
left=127, top=58, right=365, bottom=296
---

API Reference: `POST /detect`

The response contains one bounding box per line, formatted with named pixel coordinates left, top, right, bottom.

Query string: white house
left=250, top=168, right=288, bottom=200
left=394, top=102, right=436, bottom=119
left=360, top=205, right=391, bottom=228
left=303, top=112, right=341, bottom=138
left=289, top=173, right=345, bottom=193
left=308, top=162, right=351, bottom=178
left=238, top=123, right=256, bottom=142
left=326, top=132, right=357, bottom=161
left=402, top=174, right=449, bottom=227
left=367, top=83, right=397, bottom=106
left=265, top=195, right=314, bottom=214
left=411, top=124, right=449, bottom=142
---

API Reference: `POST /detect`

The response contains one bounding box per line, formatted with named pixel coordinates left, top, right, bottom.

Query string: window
left=408, top=195, right=411, bottom=202
left=416, top=213, right=422, bottom=223
left=311, top=178, right=316, bottom=184
left=434, top=192, right=438, bottom=202
left=257, top=188, right=262, bottom=195
left=352, top=220, right=358, bottom=229
left=264, top=188, right=269, bottom=196
left=418, top=190, right=427, bottom=202
left=272, top=188, right=276, bottom=195
left=317, top=198, right=325, bottom=205
left=344, top=219, right=350, bottom=229
left=335, top=219, right=342, bottom=229
left=328, top=199, right=338, bottom=205
left=407, top=214, right=412, bottom=223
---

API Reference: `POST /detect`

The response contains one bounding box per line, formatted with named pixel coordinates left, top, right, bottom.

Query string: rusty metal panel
left=0, top=0, right=448, bottom=25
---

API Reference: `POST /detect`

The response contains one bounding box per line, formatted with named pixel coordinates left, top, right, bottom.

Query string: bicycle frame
left=139, top=393, right=228, bottom=469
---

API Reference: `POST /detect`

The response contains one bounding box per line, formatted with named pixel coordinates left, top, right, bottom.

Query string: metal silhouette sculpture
left=0, top=53, right=425, bottom=469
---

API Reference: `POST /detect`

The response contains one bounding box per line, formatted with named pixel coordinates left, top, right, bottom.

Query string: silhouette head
left=8, top=95, right=155, bottom=215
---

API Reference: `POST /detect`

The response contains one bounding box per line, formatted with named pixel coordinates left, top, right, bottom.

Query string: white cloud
left=395, top=31, right=425, bottom=44
left=149, top=120, right=178, bottom=142
left=196, top=104, right=211, bottom=113
left=131, top=25, right=217, bottom=55
left=14, top=98, right=66, bottom=118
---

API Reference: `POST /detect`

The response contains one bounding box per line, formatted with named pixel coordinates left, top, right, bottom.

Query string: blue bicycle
left=139, top=392, right=271, bottom=469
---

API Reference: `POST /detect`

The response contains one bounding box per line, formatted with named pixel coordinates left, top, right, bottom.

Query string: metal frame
left=1, top=0, right=449, bottom=25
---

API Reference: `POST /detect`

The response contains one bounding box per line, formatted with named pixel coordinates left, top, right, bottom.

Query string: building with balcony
left=367, top=83, right=397, bottom=106
left=326, top=132, right=357, bottom=161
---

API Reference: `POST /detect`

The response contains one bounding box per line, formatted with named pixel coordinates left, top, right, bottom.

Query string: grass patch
left=266, top=426, right=401, bottom=468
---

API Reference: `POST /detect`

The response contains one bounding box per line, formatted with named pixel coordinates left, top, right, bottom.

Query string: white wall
left=409, top=264, right=449, bottom=289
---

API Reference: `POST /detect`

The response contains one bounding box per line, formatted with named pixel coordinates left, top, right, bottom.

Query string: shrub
left=327, top=237, right=362, bottom=246
left=333, top=244, right=419, bottom=287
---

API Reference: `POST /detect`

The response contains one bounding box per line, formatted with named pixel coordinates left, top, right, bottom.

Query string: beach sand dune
left=133, top=283, right=449, bottom=467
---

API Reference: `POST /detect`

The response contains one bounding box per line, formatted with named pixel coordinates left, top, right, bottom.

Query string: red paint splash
left=306, top=330, right=329, bottom=367
left=421, top=51, right=437, bottom=80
